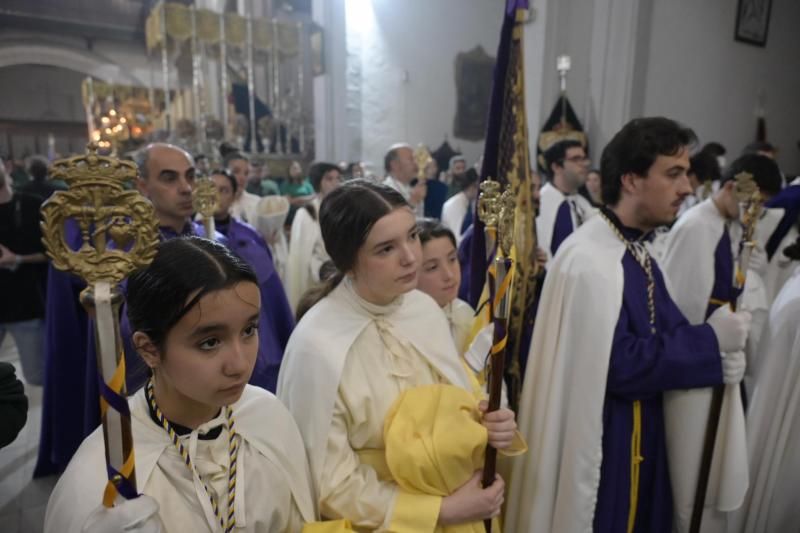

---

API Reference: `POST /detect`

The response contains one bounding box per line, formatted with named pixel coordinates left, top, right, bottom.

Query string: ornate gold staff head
left=498, top=186, right=516, bottom=257
left=413, top=144, right=433, bottom=183
left=478, top=178, right=502, bottom=229
left=192, top=177, right=220, bottom=220
left=41, top=143, right=159, bottom=286
left=734, top=170, right=764, bottom=240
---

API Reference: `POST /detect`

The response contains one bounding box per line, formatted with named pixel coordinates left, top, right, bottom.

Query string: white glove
left=748, top=245, right=768, bottom=277
left=707, top=305, right=751, bottom=353
left=82, top=495, right=161, bottom=533
left=721, top=350, right=746, bottom=385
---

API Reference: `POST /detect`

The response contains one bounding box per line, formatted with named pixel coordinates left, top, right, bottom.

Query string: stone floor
left=0, top=334, right=57, bottom=533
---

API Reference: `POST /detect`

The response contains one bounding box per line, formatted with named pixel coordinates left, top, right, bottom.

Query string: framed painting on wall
left=734, top=0, right=772, bottom=47
left=453, top=46, right=495, bottom=141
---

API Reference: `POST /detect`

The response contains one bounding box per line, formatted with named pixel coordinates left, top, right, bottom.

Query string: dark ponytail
left=300, top=179, right=409, bottom=310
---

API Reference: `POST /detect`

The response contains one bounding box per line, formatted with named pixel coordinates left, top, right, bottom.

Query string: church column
left=312, top=0, right=350, bottom=162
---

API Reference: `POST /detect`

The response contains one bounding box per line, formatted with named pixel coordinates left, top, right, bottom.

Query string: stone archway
left=0, top=39, right=143, bottom=84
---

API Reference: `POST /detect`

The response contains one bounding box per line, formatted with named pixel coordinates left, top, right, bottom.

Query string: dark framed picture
left=734, top=0, right=772, bottom=47
left=453, top=46, right=495, bottom=141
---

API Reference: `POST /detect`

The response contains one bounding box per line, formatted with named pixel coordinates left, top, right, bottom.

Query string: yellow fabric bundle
left=383, top=384, right=499, bottom=533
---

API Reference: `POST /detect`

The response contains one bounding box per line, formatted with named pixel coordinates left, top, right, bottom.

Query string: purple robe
left=550, top=199, right=575, bottom=256
left=34, top=221, right=91, bottom=477
left=593, top=210, right=723, bottom=532
left=216, top=217, right=294, bottom=392
left=705, top=225, right=740, bottom=318
left=765, top=184, right=800, bottom=260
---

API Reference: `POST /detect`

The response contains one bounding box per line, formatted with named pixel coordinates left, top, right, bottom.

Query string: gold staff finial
left=478, top=178, right=502, bottom=229
left=734, top=170, right=763, bottom=241
left=413, top=144, right=433, bottom=183
left=41, top=143, right=159, bottom=285
left=192, top=177, right=220, bottom=220
left=734, top=171, right=758, bottom=203
left=498, top=186, right=516, bottom=257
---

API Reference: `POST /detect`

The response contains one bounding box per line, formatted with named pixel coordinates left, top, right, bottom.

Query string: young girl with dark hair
left=278, top=180, right=523, bottom=531
left=46, top=237, right=318, bottom=533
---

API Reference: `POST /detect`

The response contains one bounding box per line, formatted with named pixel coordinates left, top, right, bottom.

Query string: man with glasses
left=537, top=139, right=595, bottom=264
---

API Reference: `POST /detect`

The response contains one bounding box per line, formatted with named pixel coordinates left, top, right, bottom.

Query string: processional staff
left=41, top=144, right=159, bottom=513
left=413, top=144, right=433, bottom=186
left=193, top=177, right=220, bottom=238
left=690, top=171, right=763, bottom=533
left=478, top=177, right=516, bottom=533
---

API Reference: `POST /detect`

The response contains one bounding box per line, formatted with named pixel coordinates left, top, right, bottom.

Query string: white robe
left=731, top=265, right=800, bottom=532
left=660, top=199, right=748, bottom=532
left=230, top=190, right=261, bottom=226
left=253, top=196, right=290, bottom=283
left=45, top=386, right=316, bottom=533
left=382, top=176, right=423, bottom=217
left=738, top=207, right=784, bottom=381
left=536, top=181, right=594, bottom=266
left=441, top=192, right=469, bottom=244
left=286, top=198, right=328, bottom=310
left=277, top=280, right=472, bottom=529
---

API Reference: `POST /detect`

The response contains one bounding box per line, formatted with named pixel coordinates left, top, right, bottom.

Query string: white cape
left=45, top=386, right=316, bottom=533
left=505, top=215, right=625, bottom=532
left=731, top=266, right=800, bottom=532
left=660, top=199, right=748, bottom=532
left=536, top=182, right=594, bottom=266
left=276, top=282, right=472, bottom=492
left=286, top=198, right=323, bottom=311
left=254, top=196, right=290, bottom=282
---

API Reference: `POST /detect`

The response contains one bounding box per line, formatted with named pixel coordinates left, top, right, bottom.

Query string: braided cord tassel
left=146, top=380, right=237, bottom=531
left=225, top=409, right=238, bottom=532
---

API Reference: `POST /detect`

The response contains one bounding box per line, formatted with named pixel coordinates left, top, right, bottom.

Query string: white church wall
left=343, top=0, right=506, bottom=174
left=641, top=0, right=800, bottom=174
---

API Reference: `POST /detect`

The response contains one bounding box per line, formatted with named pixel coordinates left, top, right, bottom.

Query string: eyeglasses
left=562, top=156, right=591, bottom=164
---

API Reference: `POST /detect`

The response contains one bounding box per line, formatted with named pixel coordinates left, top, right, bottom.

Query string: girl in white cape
left=278, top=180, right=523, bottom=531
left=45, top=237, right=319, bottom=533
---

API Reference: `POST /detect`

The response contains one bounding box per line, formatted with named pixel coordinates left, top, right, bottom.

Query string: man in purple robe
left=36, top=144, right=292, bottom=476
left=506, top=117, right=752, bottom=532
left=210, top=168, right=294, bottom=391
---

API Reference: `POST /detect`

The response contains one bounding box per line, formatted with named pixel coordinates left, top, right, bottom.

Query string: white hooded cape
left=504, top=215, right=625, bottom=532
left=536, top=182, right=594, bottom=266
left=286, top=198, right=325, bottom=311
left=660, top=199, right=748, bottom=532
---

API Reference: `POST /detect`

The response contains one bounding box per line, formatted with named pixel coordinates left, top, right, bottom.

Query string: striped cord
left=146, top=379, right=238, bottom=532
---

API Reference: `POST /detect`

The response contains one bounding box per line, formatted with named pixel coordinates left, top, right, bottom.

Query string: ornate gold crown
left=49, top=142, right=139, bottom=190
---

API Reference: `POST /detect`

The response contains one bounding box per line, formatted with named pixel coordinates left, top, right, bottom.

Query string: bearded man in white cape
left=504, top=117, right=751, bottom=533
